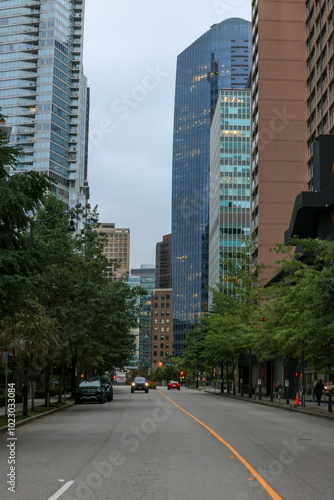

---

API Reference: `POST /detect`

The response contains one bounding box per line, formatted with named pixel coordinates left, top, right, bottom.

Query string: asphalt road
left=0, top=385, right=333, bottom=500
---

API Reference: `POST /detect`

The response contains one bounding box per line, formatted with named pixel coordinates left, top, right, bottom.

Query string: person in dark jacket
left=314, top=379, right=324, bottom=406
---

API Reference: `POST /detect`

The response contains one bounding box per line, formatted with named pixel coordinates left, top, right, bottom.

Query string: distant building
left=0, top=0, right=90, bottom=209
left=150, top=289, right=173, bottom=369
left=155, top=234, right=172, bottom=289
left=172, top=18, right=252, bottom=356
left=131, top=265, right=155, bottom=370
left=209, top=88, right=251, bottom=302
left=251, top=0, right=308, bottom=282
left=96, top=223, right=130, bottom=280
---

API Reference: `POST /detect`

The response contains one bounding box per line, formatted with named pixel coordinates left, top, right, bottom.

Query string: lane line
left=157, top=390, right=283, bottom=500
left=47, top=481, right=74, bottom=500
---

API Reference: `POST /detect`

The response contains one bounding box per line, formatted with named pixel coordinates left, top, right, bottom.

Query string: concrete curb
left=202, top=389, right=334, bottom=421
left=0, top=401, right=75, bottom=436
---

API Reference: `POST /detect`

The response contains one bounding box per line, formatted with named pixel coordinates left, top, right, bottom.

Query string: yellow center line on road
left=157, top=390, right=283, bottom=500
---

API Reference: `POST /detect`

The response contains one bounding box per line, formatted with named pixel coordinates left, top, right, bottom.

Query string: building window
left=160, top=351, right=164, bottom=356
left=154, top=335, right=157, bottom=340
left=154, top=319, right=158, bottom=324
left=161, top=319, right=165, bottom=324
left=160, top=343, right=164, bottom=348
left=154, top=351, right=157, bottom=356
left=166, top=303, right=170, bottom=308
left=166, top=335, right=169, bottom=340
left=154, top=311, right=158, bottom=316
left=154, top=343, right=157, bottom=348
left=161, top=311, right=164, bottom=316
left=161, top=295, right=165, bottom=300
left=161, top=327, right=165, bottom=332
left=166, top=294, right=170, bottom=300
left=166, top=343, right=169, bottom=348
left=161, top=303, right=165, bottom=308
left=166, top=310, right=170, bottom=316
left=160, top=335, right=164, bottom=340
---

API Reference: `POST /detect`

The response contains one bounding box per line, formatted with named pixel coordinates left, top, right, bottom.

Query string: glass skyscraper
left=131, top=265, right=156, bottom=370
left=172, top=18, right=251, bottom=356
left=209, top=88, right=251, bottom=300
left=0, top=0, right=89, bottom=209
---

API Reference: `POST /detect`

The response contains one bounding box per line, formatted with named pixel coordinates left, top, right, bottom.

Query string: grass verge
left=0, top=401, right=73, bottom=428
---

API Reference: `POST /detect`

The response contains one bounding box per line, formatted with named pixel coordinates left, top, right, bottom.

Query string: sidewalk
left=0, top=395, right=71, bottom=417
left=200, top=386, right=334, bottom=421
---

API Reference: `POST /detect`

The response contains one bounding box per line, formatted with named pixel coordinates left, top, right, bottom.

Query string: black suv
left=75, top=379, right=106, bottom=404
left=131, top=377, right=149, bottom=393
left=98, top=376, right=113, bottom=402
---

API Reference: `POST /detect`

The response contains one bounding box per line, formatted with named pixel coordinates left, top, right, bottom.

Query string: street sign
left=285, top=380, right=289, bottom=387
left=258, top=379, right=262, bottom=385
left=166, top=363, right=173, bottom=366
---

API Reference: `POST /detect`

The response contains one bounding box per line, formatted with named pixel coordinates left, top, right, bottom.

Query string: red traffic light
left=180, top=370, right=184, bottom=376
left=158, top=361, right=163, bottom=367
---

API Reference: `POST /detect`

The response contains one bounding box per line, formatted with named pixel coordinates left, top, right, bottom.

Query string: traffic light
left=180, top=370, right=184, bottom=376
left=158, top=361, right=163, bottom=368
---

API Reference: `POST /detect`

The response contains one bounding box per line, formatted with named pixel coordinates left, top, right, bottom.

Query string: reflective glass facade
left=209, top=89, right=251, bottom=300
left=172, top=18, right=251, bottom=356
left=131, top=266, right=155, bottom=370
left=0, top=0, right=89, bottom=209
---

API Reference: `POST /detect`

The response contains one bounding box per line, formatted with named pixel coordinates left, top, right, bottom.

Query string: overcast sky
left=84, top=0, right=251, bottom=269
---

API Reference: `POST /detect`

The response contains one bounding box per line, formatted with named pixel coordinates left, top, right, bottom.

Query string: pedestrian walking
left=314, top=379, right=324, bottom=406
left=276, top=381, right=283, bottom=400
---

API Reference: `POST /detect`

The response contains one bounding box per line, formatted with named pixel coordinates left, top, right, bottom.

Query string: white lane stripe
left=48, top=481, right=75, bottom=500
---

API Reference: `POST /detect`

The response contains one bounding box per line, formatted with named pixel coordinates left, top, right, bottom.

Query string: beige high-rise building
left=96, top=223, right=130, bottom=280
left=251, top=0, right=308, bottom=282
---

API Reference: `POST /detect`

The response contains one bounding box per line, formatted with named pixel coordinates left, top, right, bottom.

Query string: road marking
left=157, top=390, right=283, bottom=500
left=48, top=481, right=74, bottom=500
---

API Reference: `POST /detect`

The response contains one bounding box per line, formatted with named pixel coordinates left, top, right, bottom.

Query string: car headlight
left=145, top=383, right=148, bottom=386
left=131, top=382, right=135, bottom=386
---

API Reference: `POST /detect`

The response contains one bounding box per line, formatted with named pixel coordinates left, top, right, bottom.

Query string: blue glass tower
left=172, top=18, right=251, bottom=356
left=131, top=265, right=156, bottom=370
left=0, top=0, right=89, bottom=209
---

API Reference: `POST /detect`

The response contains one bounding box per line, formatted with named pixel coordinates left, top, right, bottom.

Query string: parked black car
left=86, top=376, right=113, bottom=402
left=131, top=377, right=149, bottom=393
left=98, top=376, right=113, bottom=402
left=75, top=380, right=106, bottom=404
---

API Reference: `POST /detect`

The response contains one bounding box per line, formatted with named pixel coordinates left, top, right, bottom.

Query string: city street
left=0, top=385, right=333, bottom=500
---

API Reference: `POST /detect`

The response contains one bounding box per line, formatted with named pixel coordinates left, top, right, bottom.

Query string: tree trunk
left=285, top=359, right=289, bottom=404
left=220, top=363, right=224, bottom=393
left=71, top=357, right=77, bottom=398
left=45, top=361, right=50, bottom=407
left=248, top=350, right=252, bottom=398
left=226, top=362, right=230, bottom=394
left=30, top=379, right=35, bottom=411
left=270, top=359, right=274, bottom=402
left=58, top=358, right=65, bottom=403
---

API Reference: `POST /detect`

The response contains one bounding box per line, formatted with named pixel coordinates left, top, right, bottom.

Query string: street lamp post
left=22, top=211, right=76, bottom=417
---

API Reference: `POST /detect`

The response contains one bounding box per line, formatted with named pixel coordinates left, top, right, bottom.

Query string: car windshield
left=170, top=381, right=178, bottom=384
left=79, top=381, right=100, bottom=387
left=134, top=377, right=146, bottom=383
